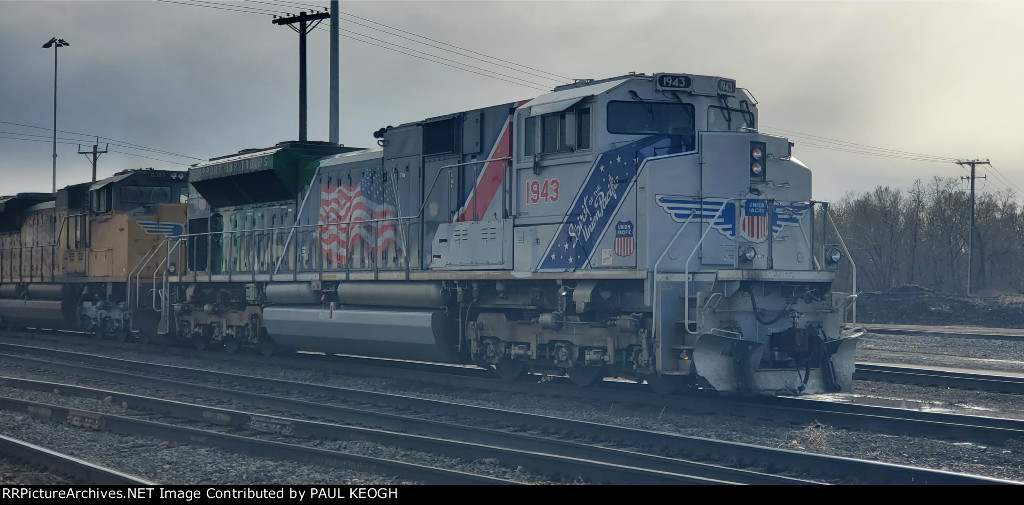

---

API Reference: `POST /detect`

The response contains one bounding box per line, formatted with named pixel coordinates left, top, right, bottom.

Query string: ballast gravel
left=0, top=329, right=1022, bottom=484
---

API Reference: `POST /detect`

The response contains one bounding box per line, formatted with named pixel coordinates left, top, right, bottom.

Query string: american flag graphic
left=614, top=220, right=635, bottom=257
left=318, top=169, right=403, bottom=266
left=740, top=199, right=769, bottom=241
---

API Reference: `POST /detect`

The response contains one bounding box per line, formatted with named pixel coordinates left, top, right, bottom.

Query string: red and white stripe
left=742, top=214, right=768, bottom=241
left=318, top=184, right=398, bottom=264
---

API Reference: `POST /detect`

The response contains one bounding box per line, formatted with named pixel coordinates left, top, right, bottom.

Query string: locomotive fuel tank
left=0, top=283, right=79, bottom=330
left=262, top=306, right=460, bottom=363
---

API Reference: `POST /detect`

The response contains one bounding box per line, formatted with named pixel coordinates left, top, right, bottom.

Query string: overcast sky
left=1, top=0, right=1022, bottom=202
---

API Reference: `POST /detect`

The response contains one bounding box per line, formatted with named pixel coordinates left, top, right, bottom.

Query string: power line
left=316, top=25, right=552, bottom=91
left=0, top=120, right=203, bottom=160
left=984, top=164, right=1023, bottom=195
left=0, top=135, right=191, bottom=166
left=332, top=14, right=566, bottom=83
left=105, top=149, right=191, bottom=165
left=790, top=140, right=957, bottom=163
left=155, top=0, right=279, bottom=16
left=250, top=0, right=571, bottom=82
left=765, top=126, right=1017, bottom=198
left=159, top=0, right=558, bottom=92
left=259, top=0, right=323, bottom=10
left=761, top=124, right=957, bottom=163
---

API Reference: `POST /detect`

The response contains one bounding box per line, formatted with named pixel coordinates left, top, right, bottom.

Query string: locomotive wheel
left=78, top=316, right=95, bottom=337
left=193, top=336, right=210, bottom=351
left=494, top=359, right=526, bottom=382
left=642, top=373, right=682, bottom=395
left=257, top=335, right=278, bottom=357
left=223, top=337, right=241, bottom=354
left=568, top=366, right=604, bottom=387
left=96, top=317, right=113, bottom=340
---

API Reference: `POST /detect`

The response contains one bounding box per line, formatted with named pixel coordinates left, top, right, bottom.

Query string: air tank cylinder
left=334, top=282, right=447, bottom=309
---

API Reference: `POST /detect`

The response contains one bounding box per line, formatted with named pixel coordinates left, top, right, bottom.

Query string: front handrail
left=654, top=198, right=854, bottom=339
left=128, top=241, right=166, bottom=310
left=651, top=208, right=702, bottom=352
left=826, top=208, right=857, bottom=323
left=151, top=237, right=182, bottom=310
left=681, top=199, right=738, bottom=334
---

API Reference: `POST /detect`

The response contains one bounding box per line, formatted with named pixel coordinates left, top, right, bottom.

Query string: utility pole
left=273, top=10, right=330, bottom=142
left=329, top=0, right=339, bottom=145
left=958, top=159, right=990, bottom=295
left=78, top=137, right=108, bottom=183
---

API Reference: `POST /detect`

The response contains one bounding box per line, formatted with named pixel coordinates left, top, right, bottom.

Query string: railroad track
left=0, top=342, right=1014, bottom=484
left=1, top=336, right=1023, bottom=441
left=0, top=377, right=802, bottom=485
left=855, top=363, right=1024, bottom=394
left=0, top=433, right=153, bottom=484
left=861, top=324, right=1024, bottom=341
left=0, top=395, right=515, bottom=485
left=15, top=327, right=1019, bottom=396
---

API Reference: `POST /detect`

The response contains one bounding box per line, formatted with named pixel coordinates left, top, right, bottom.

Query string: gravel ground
left=0, top=457, right=71, bottom=485
left=857, top=285, right=1024, bottom=328
left=0, top=406, right=413, bottom=485
left=1, top=329, right=1023, bottom=484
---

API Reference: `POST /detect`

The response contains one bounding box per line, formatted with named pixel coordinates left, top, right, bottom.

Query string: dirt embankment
left=854, top=284, right=1024, bottom=328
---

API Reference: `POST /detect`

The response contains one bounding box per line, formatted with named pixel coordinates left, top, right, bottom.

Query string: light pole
left=42, top=37, right=69, bottom=194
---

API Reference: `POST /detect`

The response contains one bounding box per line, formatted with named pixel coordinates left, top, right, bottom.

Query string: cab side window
left=576, top=108, right=591, bottom=150
left=91, top=188, right=112, bottom=213
left=523, top=106, right=591, bottom=157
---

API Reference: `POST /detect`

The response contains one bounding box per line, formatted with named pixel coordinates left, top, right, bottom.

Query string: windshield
left=707, top=106, right=755, bottom=132
left=607, top=101, right=695, bottom=137
left=120, top=185, right=172, bottom=204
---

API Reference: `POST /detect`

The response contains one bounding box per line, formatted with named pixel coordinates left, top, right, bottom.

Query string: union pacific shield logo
left=656, top=196, right=809, bottom=243
left=614, top=221, right=634, bottom=257
left=740, top=199, right=768, bottom=241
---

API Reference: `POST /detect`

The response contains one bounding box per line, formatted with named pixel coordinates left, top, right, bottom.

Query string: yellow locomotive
left=0, top=168, right=188, bottom=340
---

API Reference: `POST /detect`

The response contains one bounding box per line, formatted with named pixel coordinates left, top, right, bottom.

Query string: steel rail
left=0, top=376, right=783, bottom=485
left=0, top=433, right=154, bottom=485
left=0, top=395, right=511, bottom=485
left=855, top=363, right=1024, bottom=395
left=862, top=324, right=1024, bottom=342
left=7, top=340, right=1023, bottom=444
left=0, top=345, right=1013, bottom=484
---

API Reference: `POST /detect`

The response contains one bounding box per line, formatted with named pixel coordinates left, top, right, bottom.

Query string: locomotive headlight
left=742, top=246, right=757, bottom=262
left=168, top=263, right=177, bottom=273
left=826, top=247, right=843, bottom=265
left=750, top=141, right=767, bottom=180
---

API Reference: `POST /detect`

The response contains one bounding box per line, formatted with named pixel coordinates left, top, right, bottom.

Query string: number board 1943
left=655, top=74, right=692, bottom=91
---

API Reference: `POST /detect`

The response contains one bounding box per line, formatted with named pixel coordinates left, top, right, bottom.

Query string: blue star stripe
left=538, top=135, right=684, bottom=270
